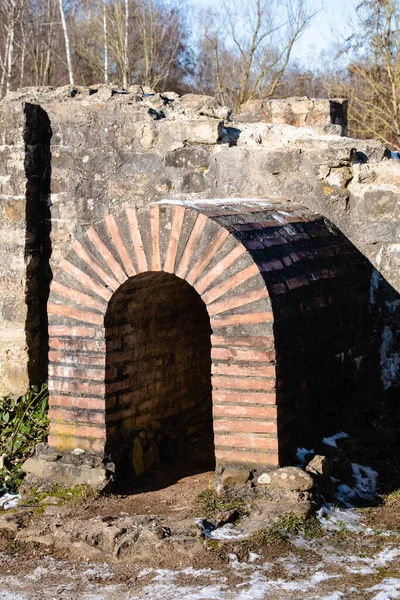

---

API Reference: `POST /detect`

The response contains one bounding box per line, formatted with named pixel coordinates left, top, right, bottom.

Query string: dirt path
left=1, top=471, right=400, bottom=600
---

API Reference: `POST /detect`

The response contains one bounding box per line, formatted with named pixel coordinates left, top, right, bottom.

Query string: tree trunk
left=0, top=29, right=11, bottom=97
left=6, top=25, right=15, bottom=93
left=123, top=0, right=129, bottom=88
left=103, top=0, right=108, bottom=84
left=58, top=0, right=74, bottom=85
left=19, top=22, right=26, bottom=87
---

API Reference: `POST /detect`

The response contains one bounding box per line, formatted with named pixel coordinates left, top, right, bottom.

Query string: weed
left=205, top=539, right=221, bottom=551
left=336, top=519, right=347, bottom=532
left=195, top=488, right=247, bottom=519
left=23, top=484, right=97, bottom=507
left=252, top=526, right=285, bottom=545
left=276, top=513, right=324, bottom=539
left=0, top=385, right=49, bottom=493
left=385, top=489, right=400, bottom=502
left=252, top=513, right=324, bottom=546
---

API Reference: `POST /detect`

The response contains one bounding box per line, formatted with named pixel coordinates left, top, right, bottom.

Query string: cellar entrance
left=104, top=271, right=214, bottom=490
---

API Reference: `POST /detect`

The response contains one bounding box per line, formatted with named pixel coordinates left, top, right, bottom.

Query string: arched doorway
left=104, top=271, right=214, bottom=487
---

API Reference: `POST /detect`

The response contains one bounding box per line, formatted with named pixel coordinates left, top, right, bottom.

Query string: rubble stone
left=257, top=467, right=315, bottom=491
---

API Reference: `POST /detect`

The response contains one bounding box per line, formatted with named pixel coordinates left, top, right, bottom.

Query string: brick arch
left=47, top=201, right=278, bottom=471
left=47, top=198, right=378, bottom=474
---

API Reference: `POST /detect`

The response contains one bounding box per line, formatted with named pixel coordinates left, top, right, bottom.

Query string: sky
left=292, top=0, right=359, bottom=64
left=194, top=0, right=360, bottom=68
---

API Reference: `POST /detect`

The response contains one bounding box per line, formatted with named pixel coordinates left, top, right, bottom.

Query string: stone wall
left=0, top=86, right=399, bottom=476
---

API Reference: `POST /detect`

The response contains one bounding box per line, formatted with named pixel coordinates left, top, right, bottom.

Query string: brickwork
left=45, top=199, right=378, bottom=472
left=105, top=272, right=213, bottom=477
left=0, top=88, right=398, bottom=482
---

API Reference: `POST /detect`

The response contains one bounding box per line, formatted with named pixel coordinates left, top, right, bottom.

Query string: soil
left=0, top=466, right=400, bottom=599
left=80, top=465, right=214, bottom=520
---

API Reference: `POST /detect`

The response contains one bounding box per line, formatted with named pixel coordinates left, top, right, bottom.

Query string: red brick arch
left=47, top=201, right=278, bottom=470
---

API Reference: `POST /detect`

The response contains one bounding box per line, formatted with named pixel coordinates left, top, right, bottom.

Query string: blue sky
left=292, top=0, right=359, bottom=63
left=194, top=0, right=360, bottom=67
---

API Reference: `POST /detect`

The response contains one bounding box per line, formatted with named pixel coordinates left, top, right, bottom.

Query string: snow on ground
left=0, top=433, right=399, bottom=599
left=0, top=511, right=399, bottom=600
left=0, top=493, right=19, bottom=510
left=321, top=432, right=349, bottom=448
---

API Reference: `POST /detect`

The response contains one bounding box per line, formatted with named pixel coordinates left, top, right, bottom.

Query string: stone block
left=363, top=187, right=399, bottom=218
left=387, top=244, right=400, bottom=266
left=220, top=469, right=250, bottom=486
left=108, top=174, right=150, bottom=198
left=165, top=146, right=210, bottom=169
left=355, top=222, right=397, bottom=244
left=181, top=172, right=209, bottom=193
left=257, top=467, right=314, bottom=491
left=159, top=120, right=223, bottom=149
left=3, top=200, right=25, bottom=222
left=22, top=455, right=111, bottom=490
left=237, top=97, right=348, bottom=135
left=177, top=94, right=231, bottom=120
left=306, top=455, right=332, bottom=477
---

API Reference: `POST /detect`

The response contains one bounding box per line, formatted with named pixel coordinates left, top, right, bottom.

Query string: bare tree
left=197, top=0, right=316, bottom=111
left=133, top=0, right=185, bottom=89
left=330, top=0, right=400, bottom=150
left=0, top=0, right=25, bottom=96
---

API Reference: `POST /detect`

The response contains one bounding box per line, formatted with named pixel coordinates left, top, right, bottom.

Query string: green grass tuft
left=195, top=488, right=247, bottom=519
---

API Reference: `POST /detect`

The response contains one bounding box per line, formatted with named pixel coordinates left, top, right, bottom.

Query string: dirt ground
left=0, top=466, right=400, bottom=600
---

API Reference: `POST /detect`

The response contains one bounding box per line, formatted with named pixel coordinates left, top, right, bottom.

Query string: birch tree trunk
left=58, top=0, right=74, bottom=85
left=123, top=0, right=129, bottom=88
left=6, top=9, right=15, bottom=93
left=0, top=30, right=11, bottom=98
left=19, top=21, right=26, bottom=87
left=103, top=0, right=108, bottom=83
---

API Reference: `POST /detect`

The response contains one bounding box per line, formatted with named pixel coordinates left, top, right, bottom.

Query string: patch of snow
left=25, top=566, right=49, bottom=581
left=336, top=466, right=379, bottom=504
left=295, top=447, right=314, bottom=466
left=322, top=432, right=349, bottom=448
left=272, top=213, right=287, bottom=225
left=0, top=493, right=19, bottom=510
left=352, top=463, right=378, bottom=497
left=366, top=577, right=400, bottom=599
left=335, top=483, right=356, bottom=505
left=372, top=547, right=400, bottom=567
left=248, top=552, right=262, bottom=563
left=276, top=553, right=308, bottom=575
left=290, top=535, right=316, bottom=551
left=156, top=198, right=273, bottom=208
left=133, top=568, right=230, bottom=599
left=380, top=325, right=400, bottom=391
left=203, top=523, right=250, bottom=540
left=80, top=565, right=114, bottom=580
left=181, top=567, right=220, bottom=578
left=317, top=504, right=374, bottom=534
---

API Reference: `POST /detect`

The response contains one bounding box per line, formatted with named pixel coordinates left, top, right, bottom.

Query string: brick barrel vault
left=46, top=199, right=377, bottom=471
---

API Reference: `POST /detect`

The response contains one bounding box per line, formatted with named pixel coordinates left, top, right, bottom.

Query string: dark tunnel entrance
left=105, top=271, right=214, bottom=490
